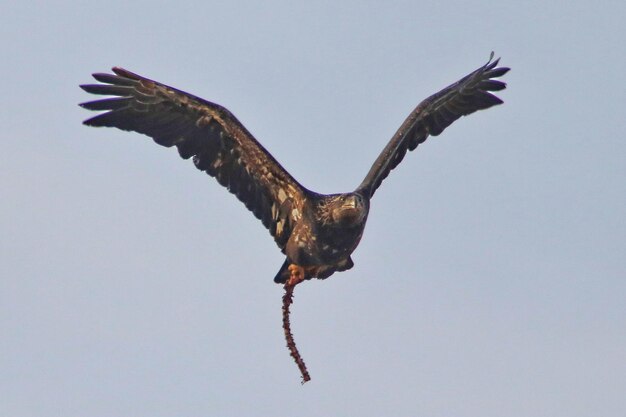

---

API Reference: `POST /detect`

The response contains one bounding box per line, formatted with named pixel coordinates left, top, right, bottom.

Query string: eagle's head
left=326, top=193, right=368, bottom=227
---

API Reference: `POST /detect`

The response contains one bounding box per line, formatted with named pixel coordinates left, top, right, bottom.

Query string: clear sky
left=1, top=1, right=625, bottom=416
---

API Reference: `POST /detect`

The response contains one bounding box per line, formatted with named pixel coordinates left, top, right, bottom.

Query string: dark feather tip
left=479, top=79, right=507, bottom=92
left=79, top=97, right=131, bottom=111
left=80, top=84, right=132, bottom=96
left=112, top=67, right=142, bottom=80
left=487, top=67, right=510, bottom=78
left=92, top=72, right=137, bottom=86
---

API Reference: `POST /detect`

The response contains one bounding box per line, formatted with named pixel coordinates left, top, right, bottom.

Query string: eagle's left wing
left=357, top=53, right=509, bottom=199
left=80, top=68, right=308, bottom=250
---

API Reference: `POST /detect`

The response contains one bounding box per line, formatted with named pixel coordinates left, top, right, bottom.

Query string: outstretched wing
left=80, top=68, right=308, bottom=250
left=357, top=53, right=509, bottom=198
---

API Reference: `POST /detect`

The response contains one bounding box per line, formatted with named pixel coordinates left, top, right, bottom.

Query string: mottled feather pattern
left=80, top=68, right=308, bottom=250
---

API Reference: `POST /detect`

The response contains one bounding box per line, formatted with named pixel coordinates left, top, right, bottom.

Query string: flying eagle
left=80, top=54, right=508, bottom=381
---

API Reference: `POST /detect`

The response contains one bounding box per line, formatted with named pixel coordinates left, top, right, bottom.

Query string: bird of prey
left=80, top=53, right=508, bottom=287
left=80, top=53, right=508, bottom=381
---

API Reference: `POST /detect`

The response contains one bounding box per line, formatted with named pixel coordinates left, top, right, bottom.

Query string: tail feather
left=274, top=259, right=291, bottom=283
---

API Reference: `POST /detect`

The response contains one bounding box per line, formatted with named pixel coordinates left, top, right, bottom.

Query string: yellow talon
left=287, top=264, right=305, bottom=287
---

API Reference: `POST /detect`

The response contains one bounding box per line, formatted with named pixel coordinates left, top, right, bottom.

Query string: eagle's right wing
left=80, top=68, right=308, bottom=250
left=358, top=53, right=509, bottom=199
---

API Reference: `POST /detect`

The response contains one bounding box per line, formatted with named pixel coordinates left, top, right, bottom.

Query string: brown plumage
left=80, top=53, right=509, bottom=381
left=81, top=68, right=306, bottom=252
left=80, top=53, right=508, bottom=284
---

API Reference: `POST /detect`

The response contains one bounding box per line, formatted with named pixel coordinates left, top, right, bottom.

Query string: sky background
left=1, top=1, right=625, bottom=416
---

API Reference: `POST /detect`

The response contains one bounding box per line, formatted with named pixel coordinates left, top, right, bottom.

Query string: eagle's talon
left=287, top=264, right=305, bottom=287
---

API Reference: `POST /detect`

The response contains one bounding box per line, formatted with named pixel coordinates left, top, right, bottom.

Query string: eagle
left=80, top=53, right=508, bottom=381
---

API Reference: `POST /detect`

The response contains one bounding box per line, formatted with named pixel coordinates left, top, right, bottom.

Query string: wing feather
left=80, top=67, right=309, bottom=251
left=358, top=53, right=509, bottom=198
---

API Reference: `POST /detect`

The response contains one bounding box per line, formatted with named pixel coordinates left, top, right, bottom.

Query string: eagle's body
left=276, top=192, right=368, bottom=283
left=80, top=54, right=509, bottom=286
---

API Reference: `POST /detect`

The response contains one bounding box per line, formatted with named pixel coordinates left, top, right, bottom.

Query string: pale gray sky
left=1, top=1, right=625, bottom=416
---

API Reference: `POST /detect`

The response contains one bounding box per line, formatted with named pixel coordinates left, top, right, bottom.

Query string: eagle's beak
left=342, top=196, right=358, bottom=209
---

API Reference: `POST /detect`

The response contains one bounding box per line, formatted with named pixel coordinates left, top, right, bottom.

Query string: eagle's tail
left=274, top=259, right=292, bottom=284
